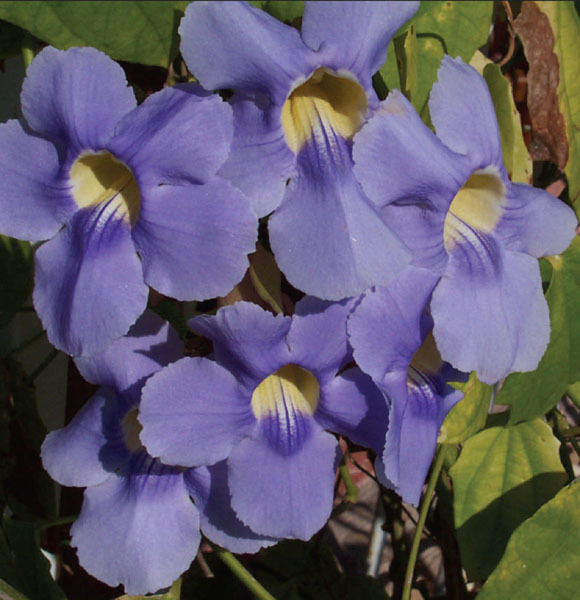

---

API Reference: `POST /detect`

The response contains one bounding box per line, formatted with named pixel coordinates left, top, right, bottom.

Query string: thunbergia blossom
left=139, top=299, right=387, bottom=540
left=179, top=1, right=418, bottom=300
left=0, top=46, right=257, bottom=357
left=352, top=56, right=578, bottom=384
left=348, top=268, right=466, bottom=505
left=41, top=311, right=273, bottom=595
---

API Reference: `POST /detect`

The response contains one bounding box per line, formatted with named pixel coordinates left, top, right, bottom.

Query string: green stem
left=35, top=514, right=77, bottom=531
left=339, top=460, right=359, bottom=504
left=560, top=426, right=580, bottom=438
left=402, top=444, right=449, bottom=600
left=21, top=33, right=35, bottom=71
left=28, top=348, right=59, bottom=381
left=212, top=545, right=276, bottom=600
left=9, top=329, right=45, bottom=355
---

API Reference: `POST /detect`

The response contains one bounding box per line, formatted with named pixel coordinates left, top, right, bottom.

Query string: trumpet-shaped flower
left=0, top=46, right=257, bottom=356
left=41, top=311, right=273, bottom=595
left=139, top=299, right=387, bottom=540
left=352, top=56, right=578, bottom=383
left=348, top=268, right=466, bottom=505
left=179, top=1, right=418, bottom=300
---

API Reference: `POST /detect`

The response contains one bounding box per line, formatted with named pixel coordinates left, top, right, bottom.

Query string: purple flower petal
left=218, top=95, right=295, bottom=217
left=348, top=267, right=440, bottom=383
left=179, top=1, right=311, bottom=97
left=0, top=120, right=75, bottom=241
left=431, top=237, right=550, bottom=383
left=132, top=177, right=257, bottom=301
left=269, top=137, right=410, bottom=299
left=228, top=429, right=340, bottom=539
left=316, top=367, right=388, bottom=454
left=353, top=91, right=469, bottom=271
left=429, top=56, right=503, bottom=172
left=301, top=1, right=419, bottom=95
left=41, top=387, right=128, bottom=487
left=185, top=462, right=278, bottom=553
left=497, top=182, right=577, bottom=257
left=21, top=46, right=136, bottom=159
left=140, top=357, right=254, bottom=467
left=71, top=459, right=200, bottom=595
left=110, top=85, right=234, bottom=187
left=74, top=310, right=182, bottom=402
left=287, top=296, right=355, bottom=385
left=33, top=205, right=148, bottom=357
left=190, top=302, right=292, bottom=390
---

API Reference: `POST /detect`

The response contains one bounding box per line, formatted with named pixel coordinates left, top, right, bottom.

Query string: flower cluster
left=0, top=0, right=576, bottom=595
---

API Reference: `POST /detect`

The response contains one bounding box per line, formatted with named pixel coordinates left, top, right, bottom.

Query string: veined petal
left=429, top=56, right=503, bottom=171
left=497, top=183, right=577, bottom=257
left=218, top=95, right=296, bottom=217
left=431, top=234, right=550, bottom=383
left=190, top=302, right=292, bottom=391
left=21, top=46, right=136, bottom=159
left=41, top=387, right=129, bottom=488
left=132, top=178, right=257, bottom=301
left=229, top=429, right=340, bottom=539
left=269, top=135, right=410, bottom=300
left=110, top=85, right=233, bottom=186
left=74, top=310, right=183, bottom=402
left=140, top=357, right=254, bottom=467
left=71, top=458, right=200, bottom=596
left=301, top=1, right=419, bottom=94
left=33, top=204, right=148, bottom=357
left=185, top=462, right=278, bottom=554
left=0, top=120, right=75, bottom=241
left=179, top=1, right=311, bottom=98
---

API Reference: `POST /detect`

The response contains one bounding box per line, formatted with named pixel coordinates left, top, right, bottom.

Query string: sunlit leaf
left=450, top=419, right=567, bottom=580
left=496, top=237, right=580, bottom=423
left=0, top=1, right=188, bottom=67
left=478, top=480, right=580, bottom=600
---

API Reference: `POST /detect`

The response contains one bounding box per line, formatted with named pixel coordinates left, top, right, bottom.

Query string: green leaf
left=535, top=2, right=580, bottom=216
left=496, top=237, right=580, bottom=423
left=0, top=578, right=30, bottom=600
left=449, top=419, right=567, bottom=581
left=249, top=243, right=284, bottom=315
left=117, top=577, right=181, bottom=600
left=439, top=372, right=492, bottom=445
left=0, top=236, right=33, bottom=329
left=0, top=19, right=26, bottom=60
left=478, top=480, right=580, bottom=600
left=0, top=1, right=188, bottom=67
left=261, top=1, right=304, bottom=23
left=567, top=380, right=580, bottom=409
left=379, top=1, right=493, bottom=115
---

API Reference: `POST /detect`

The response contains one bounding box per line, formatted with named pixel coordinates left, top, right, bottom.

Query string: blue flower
left=41, top=311, right=272, bottom=594
left=179, top=1, right=419, bottom=300
left=0, top=46, right=257, bottom=357
left=139, top=298, right=387, bottom=540
left=352, top=56, right=578, bottom=383
left=348, top=268, right=466, bottom=505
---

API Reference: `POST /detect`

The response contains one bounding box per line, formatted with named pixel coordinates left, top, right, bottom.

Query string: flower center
left=251, top=364, right=320, bottom=419
left=121, top=407, right=144, bottom=454
left=281, top=67, right=368, bottom=154
left=69, top=152, right=141, bottom=226
left=443, top=168, right=506, bottom=251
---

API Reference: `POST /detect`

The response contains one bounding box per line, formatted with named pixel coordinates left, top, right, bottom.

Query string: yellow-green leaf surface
left=379, top=1, right=493, bottom=114
left=439, top=372, right=492, bottom=445
left=497, top=236, right=580, bottom=423
left=450, top=419, right=567, bottom=581
left=478, top=480, right=580, bottom=600
left=538, top=2, right=580, bottom=215
left=0, top=1, right=188, bottom=67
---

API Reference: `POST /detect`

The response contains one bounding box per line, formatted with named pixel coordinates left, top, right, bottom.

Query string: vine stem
left=211, top=544, right=277, bottom=600
left=402, top=444, right=449, bottom=600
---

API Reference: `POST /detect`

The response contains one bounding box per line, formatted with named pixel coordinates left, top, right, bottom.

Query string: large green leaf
left=496, top=237, right=580, bottom=423
left=439, top=372, right=492, bottom=445
left=379, top=1, right=493, bottom=115
left=478, top=480, right=580, bottom=599
left=0, top=236, right=33, bottom=329
left=449, top=419, right=567, bottom=581
left=0, top=1, right=188, bottom=67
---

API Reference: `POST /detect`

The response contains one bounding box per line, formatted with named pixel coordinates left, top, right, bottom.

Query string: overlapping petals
left=180, top=0, right=418, bottom=300
left=0, top=45, right=257, bottom=357
left=353, top=56, right=577, bottom=383
left=140, top=298, right=387, bottom=540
